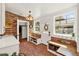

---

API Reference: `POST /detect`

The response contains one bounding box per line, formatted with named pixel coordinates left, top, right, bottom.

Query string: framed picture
left=44, top=24, right=48, bottom=31
left=35, top=22, right=40, bottom=31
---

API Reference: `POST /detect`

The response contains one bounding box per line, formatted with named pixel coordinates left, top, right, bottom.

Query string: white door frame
left=17, top=20, right=29, bottom=41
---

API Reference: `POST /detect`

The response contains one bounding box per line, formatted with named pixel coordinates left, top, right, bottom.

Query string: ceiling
left=5, top=3, right=77, bottom=19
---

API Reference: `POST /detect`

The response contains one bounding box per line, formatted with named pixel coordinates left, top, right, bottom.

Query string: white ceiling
left=5, top=3, right=77, bottom=19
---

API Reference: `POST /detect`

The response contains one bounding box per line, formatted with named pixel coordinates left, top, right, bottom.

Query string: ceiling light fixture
left=26, top=11, right=33, bottom=20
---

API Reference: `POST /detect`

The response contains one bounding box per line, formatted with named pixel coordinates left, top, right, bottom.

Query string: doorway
left=19, top=25, right=27, bottom=39
left=19, top=25, right=22, bottom=39
left=17, top=20, right=29, bottom=42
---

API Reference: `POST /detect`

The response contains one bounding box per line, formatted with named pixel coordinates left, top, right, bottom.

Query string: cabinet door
left=0, top=3, right=5, bottom=34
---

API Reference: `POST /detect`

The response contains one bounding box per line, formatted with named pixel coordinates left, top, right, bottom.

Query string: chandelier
left=26, top=11, right=33, bottom=20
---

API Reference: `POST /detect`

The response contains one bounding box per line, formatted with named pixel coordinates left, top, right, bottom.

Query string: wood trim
left=77, top=52, right=79, bottom=56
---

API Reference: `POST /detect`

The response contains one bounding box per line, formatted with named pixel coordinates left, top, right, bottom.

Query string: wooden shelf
left=54, top=11, right=75, bottom=36
left=56, top=25, right=73, bottom=28
left=56, top=19, right=66, bottom=21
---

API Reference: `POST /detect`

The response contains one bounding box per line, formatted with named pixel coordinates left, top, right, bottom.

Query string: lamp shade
left=26, top=15, right=33, bottom=20
left=26, top=11, right=33, bottom=20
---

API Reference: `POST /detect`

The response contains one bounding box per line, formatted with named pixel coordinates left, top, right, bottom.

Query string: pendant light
left=26, top=11, right=33, bottom=20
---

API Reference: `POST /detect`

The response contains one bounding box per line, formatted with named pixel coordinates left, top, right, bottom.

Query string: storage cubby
left=49, top=43, right=60, bottom=51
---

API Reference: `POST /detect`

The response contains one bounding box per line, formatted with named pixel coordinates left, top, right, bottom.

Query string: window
left=54, top=11, right=75, bottom=37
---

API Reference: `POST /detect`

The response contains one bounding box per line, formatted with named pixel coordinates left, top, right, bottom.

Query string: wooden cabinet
left=0, top=3, right=5, bottom=35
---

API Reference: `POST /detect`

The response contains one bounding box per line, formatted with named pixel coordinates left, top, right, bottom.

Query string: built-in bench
left=48, top=37, right=77, bottom=56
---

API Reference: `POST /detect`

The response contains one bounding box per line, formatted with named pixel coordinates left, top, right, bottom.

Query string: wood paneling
left=5, top=11, right=34, bottom=36
left=5, top=11, right=26, bottom=35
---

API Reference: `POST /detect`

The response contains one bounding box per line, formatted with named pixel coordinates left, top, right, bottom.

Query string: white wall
left=77, top=4, right=79, bottom=52
left=0, top=3, right=5, bottom=35
left=0, top=3, right=2, bottom=34
left=2, top=3, right=5, bottom=34
left=19, top=22, right=26, bottom=25
left=33, top=14, right=54, bottom=45
left=34, top=14, right=53, bottom=36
